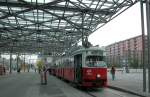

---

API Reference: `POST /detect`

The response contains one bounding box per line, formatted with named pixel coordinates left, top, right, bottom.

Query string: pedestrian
left=17, top=68, right=21, bottom=73
left=110, top=65, right=116, bottom=80
left=35, top=68, right=36, bottom=72
left=125, top=64, right=129, bottom=73
left=43, top=66, right=47, bottom=85
left=41, top=66, right=47, bottom=85
left=3, top=67, right=6, bottom=75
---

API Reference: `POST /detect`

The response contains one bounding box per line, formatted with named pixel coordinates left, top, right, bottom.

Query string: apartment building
left=105, top=35, right=147, bottom=67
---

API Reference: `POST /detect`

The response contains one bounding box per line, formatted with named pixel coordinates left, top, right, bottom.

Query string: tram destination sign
left=88, top=50, right=103, bottom=56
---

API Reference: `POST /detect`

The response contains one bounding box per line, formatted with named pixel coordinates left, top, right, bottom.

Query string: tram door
left=74, top=54, right=82, bottom=83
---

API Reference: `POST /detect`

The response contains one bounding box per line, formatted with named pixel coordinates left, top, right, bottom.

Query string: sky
left=89, top=2, right=142, bottom=47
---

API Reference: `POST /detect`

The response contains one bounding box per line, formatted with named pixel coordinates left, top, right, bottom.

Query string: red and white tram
left=51, top=47, right=107, bottom=88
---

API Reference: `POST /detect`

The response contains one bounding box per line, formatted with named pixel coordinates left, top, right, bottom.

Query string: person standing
left=41, top=66, right=47, bottom=85
left=43, top=66, right=47, bottom=85
left=111, top=65, right=116, bottom=80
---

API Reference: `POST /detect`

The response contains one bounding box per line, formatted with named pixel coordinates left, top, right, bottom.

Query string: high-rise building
left=105, top=35, right=147, bottom=68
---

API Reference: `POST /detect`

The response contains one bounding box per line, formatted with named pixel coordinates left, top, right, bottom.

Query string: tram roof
left=0, top=0, right=138, bottom=55
left=72, top=47, right=104, bottom=55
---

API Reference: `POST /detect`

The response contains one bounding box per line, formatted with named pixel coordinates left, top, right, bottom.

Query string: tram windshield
left=85, top=56, right=107, bottom=67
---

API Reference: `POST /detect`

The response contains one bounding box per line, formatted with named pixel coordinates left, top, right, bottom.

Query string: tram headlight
left=97, top=74, right=101, bottom=78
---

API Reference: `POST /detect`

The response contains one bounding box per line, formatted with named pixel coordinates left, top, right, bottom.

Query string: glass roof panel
left=25, top=0, right=55, bottom=3
left=0, top=0, right=138, bottom=54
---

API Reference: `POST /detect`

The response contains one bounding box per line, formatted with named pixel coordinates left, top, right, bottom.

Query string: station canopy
left=0, top=0, right=138, bottom=56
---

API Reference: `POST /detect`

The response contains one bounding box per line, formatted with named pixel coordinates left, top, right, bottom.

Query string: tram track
left=66, top=81, right=144, bottom=97
left=78, top=87, right=146, bottom=97
left=56, top=76, right=147, bottom=97
left=85, top=91, right=97, bottom=97
left=107, top=86, right=146, bottom=97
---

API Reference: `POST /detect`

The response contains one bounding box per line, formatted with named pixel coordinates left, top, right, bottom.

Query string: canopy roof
left=0, top=0, right=138, bottom=55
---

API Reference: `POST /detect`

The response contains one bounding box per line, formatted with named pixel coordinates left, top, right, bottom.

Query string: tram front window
left=85, top=56, right=107, bottom=67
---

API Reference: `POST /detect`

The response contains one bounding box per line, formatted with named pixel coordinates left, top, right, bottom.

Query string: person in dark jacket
left=110, top=65, right=116, bottom=80
left=17, top=68, right=21, bottom=73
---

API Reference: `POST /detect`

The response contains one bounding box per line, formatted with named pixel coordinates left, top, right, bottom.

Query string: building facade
left=105, top=35, right=147, bottom=68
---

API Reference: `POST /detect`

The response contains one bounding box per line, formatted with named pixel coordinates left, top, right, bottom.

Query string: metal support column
left=81, top=13, right=84, bottom=46
left=10, top=52, right=12, bottom=74
left=16, top=53, right=19, bottom=71
left=146, top=0, right=150, bottom=93
left=24, top=54, right=25, bottom=72
left=2, top=58, right=5, bottom=67
left=140, top=0, right=147, bottom=92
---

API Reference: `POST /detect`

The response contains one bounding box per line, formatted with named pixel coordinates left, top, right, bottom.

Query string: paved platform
left=0, top=70, right=149, bottom=97
left=108, top=69, right=150, bottom=97
left=0, top=72, right=91, bottom=97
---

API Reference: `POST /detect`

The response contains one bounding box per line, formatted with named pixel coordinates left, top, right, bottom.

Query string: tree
left=130, top=58, right=139, bottom=68
left=36, top=60, right=44, bottom=72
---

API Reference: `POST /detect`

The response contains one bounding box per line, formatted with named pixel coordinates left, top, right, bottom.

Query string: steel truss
left=0, top=0, right=138, bottom=55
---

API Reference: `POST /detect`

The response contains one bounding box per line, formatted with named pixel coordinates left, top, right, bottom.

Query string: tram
left=52, top=47, right=107, bottom=88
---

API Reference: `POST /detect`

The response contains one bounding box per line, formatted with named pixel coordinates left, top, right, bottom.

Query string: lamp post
left=140, top=0, right=146, bottom=92
left=145, top=0, right=150, bottom=93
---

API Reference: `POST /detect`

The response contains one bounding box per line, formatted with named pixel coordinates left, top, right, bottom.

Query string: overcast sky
left=89, top=2, right=142, bottom=47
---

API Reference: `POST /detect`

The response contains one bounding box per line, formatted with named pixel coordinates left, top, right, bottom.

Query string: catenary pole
left=140, top=0, right=146, bottom=92
left=146, top=0, right=150, bottom=93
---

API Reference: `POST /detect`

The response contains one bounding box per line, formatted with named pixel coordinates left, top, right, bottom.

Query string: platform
left=0, top=72, right=91, bottom=97
left=0, top=70, right=150, bottom=97
left=108, top=69, right=150, bottom=97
